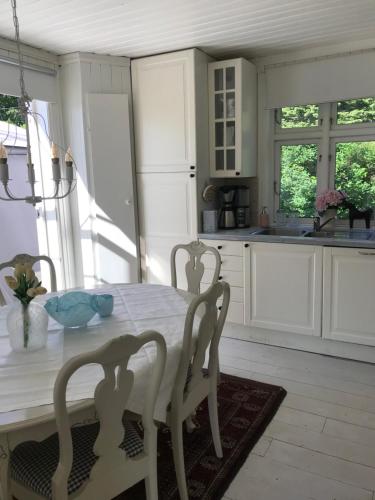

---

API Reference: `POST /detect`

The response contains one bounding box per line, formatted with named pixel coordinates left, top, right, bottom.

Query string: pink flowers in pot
left=316, top=189, right=347, bottom=214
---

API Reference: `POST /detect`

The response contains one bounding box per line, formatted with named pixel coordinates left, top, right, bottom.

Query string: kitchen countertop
left=198, top=227, right=375, bottom=249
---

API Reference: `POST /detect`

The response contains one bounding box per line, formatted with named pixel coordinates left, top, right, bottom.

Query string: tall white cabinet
left=131, top=49, right=212, bottom=285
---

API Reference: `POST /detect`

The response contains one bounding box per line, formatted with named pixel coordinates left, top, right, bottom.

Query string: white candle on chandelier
left=0, top=143, right=7, bottom=159
left=64, top=147, right=73, bottom=164
left=51, top=142, right=59, bottom=159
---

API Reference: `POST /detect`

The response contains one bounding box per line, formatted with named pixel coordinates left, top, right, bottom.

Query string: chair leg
left=208, top=388, right=223, bottom=458
left=145, top=430, right=158, bottom=500
left=145, top=457, right=158, bottom=500
left=170, top=416, right=189, bottom=500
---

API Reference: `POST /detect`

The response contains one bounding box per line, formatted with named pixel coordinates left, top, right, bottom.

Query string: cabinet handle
left=358, top=251, right=375, bottom=256
left=235, top=172, right=240, bottom=176
left=244, top=243, right=249, bottom=248
left=217, top=245, right=222, bottom=250
left=190, top=173, right=195, bottom=178
left=190, top=165, right=195, bottom=170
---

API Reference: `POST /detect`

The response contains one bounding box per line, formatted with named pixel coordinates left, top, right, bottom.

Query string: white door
left=131, top=51, right=196, bottom=173
left=322, top=247, right=375, bottom=346
left=137, top=172, right=197, bottom=284
left=248, top=243, right=323, bottom=336
left=86, top=93, right=138, bottom=284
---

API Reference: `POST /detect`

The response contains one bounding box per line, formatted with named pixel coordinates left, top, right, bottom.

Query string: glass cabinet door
left=213, top=64, right=237, bottom=174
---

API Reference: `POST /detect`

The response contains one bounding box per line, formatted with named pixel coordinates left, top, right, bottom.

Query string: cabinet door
left=137, top=172, right=197, bottom=285
left=209, top=61, right=240, bottom=178
left=249, top=243, right=322, bottom=336
left=322, top=247, right=375, bottom=346
left=137, top=172, right=197, bottom=239
left=132, top=51, right=196, bottom=173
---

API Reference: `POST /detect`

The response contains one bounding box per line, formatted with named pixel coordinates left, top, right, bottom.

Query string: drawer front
left=201, top=253, right=243, bottom=272
left=219, top=300, right=244, bottom=324
left=200, top=239, right=244, bottom=256
left=202, top=268, right=243, bottom=288
left=201, top=282, right=244, bottom=303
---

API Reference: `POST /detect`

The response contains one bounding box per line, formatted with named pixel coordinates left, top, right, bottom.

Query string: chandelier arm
left=45, top=180, right=76, bottom=201
left=1, top=183, right=28, bottom=201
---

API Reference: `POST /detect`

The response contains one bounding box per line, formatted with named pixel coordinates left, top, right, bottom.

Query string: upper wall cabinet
left=208, top=58, right=257, bottom=178
left=132, top=51, right=196, bottom=173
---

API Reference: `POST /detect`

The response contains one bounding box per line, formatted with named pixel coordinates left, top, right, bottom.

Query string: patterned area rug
left=117, top=372, right=286, bottom=500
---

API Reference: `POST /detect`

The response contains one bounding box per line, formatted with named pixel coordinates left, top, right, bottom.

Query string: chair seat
left=10, top=420, right=143, bottom=499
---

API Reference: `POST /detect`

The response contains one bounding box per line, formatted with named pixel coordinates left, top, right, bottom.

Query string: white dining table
left=0, top=283, right=195, bottom=498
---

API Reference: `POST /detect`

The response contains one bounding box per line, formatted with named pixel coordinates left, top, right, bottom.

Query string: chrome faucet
left=313, top=216, right=336, bottom=232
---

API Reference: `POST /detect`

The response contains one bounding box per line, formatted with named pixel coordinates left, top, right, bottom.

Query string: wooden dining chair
left=0, top=253, right=57, bottom=306
left=170, top=240, right=221, bottom=295
left=166, top=281, right=230, bottom=500
left=9, top=331, right=167, bottom=500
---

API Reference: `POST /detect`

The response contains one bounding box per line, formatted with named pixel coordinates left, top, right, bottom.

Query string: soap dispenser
left=259, top=206, right=269, bottom=228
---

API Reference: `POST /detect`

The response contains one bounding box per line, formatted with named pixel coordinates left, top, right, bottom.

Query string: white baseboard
left=223, top=322, right=375, bottom=364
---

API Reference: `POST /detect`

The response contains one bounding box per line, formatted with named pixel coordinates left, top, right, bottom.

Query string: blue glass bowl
left=44, top=291, right=114, bottom=328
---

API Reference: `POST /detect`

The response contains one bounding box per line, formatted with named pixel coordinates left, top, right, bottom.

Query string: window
left=274, top=99, right=375, bottom=222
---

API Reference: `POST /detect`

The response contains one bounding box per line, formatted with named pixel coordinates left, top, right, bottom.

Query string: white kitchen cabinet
left=322, top=247, right=375, bottom=346
left=208, top=58, right=257, bottom=178
left=132, top=49, right=212, bottom=285
left=132, top=50, right=196, bottom=173
left=200, top=239, right=247, bottom=324
left=248, top=243, right=323, bottom=336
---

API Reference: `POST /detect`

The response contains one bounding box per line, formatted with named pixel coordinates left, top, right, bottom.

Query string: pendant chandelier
left=0, top=0, right=76, bottom=206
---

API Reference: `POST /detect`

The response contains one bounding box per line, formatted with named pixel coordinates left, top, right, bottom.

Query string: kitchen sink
left=253, top=228, right=307, bottom=237
left=304, top=231, right=372, bottom=240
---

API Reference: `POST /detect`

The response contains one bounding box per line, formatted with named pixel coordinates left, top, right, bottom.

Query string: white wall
left=58, top=53, right=139, bottom=288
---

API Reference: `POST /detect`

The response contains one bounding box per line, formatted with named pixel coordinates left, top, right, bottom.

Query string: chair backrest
left=0, top=253, right=57, bottom=306
left=172, top=281, right=230, bottom=407
left=52, top=331, right=166, bottom=500
left=170, top=241, right=221, bottom=295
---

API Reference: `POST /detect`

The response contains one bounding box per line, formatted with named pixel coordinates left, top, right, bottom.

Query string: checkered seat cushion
left=10, top=420, right=143, bottom=499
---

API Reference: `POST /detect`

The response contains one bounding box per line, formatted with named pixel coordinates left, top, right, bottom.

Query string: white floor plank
left=224, top=454, right=373, bottom=500
left=272, top=406, right=326, bottom=432
left=265, top=419, right=375, bottom=468
left=265, top=440, right=375, bottom=491
left=323, top=419, right=375, bottom=447
left=250, top=436, right=272, bottom=457
left=283, top=393, right=375, bottom=429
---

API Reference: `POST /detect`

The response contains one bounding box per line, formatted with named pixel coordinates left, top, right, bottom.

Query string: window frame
left=272, top=100, right=375, bottom=226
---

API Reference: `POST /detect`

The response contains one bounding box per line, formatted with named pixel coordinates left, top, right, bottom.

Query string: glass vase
left=7, top=301, right=49, bottom=352
left=321, top=207, right=337, bottom=231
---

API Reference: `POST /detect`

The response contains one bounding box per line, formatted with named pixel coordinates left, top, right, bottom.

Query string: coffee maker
left=218, top=186, right=236, bottom=229
left=218, top=185, right=250, bottom=229
left=235, top=186, right=250, bottom=228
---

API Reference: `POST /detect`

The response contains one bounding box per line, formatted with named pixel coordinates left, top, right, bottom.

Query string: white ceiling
left=0, top=0, right=375, bottom=59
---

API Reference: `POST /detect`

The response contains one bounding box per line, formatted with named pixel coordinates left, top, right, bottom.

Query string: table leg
left=0, top=435, right=10, bottom=500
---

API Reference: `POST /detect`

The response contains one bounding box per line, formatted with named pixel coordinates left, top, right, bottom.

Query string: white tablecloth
left=0, top=284, right=194, bottom=422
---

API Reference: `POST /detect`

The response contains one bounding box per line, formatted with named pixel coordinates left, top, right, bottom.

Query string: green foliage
left=281, top=105, right=319, bottom=128
left=280, top=144, right=317, bottom=217
left=0, top=94, right=25, bottom=127
left=337, top=98, right=375, bottom=125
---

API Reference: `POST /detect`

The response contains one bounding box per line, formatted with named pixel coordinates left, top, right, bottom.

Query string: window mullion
left=317, top=103, right=330, bottom=193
